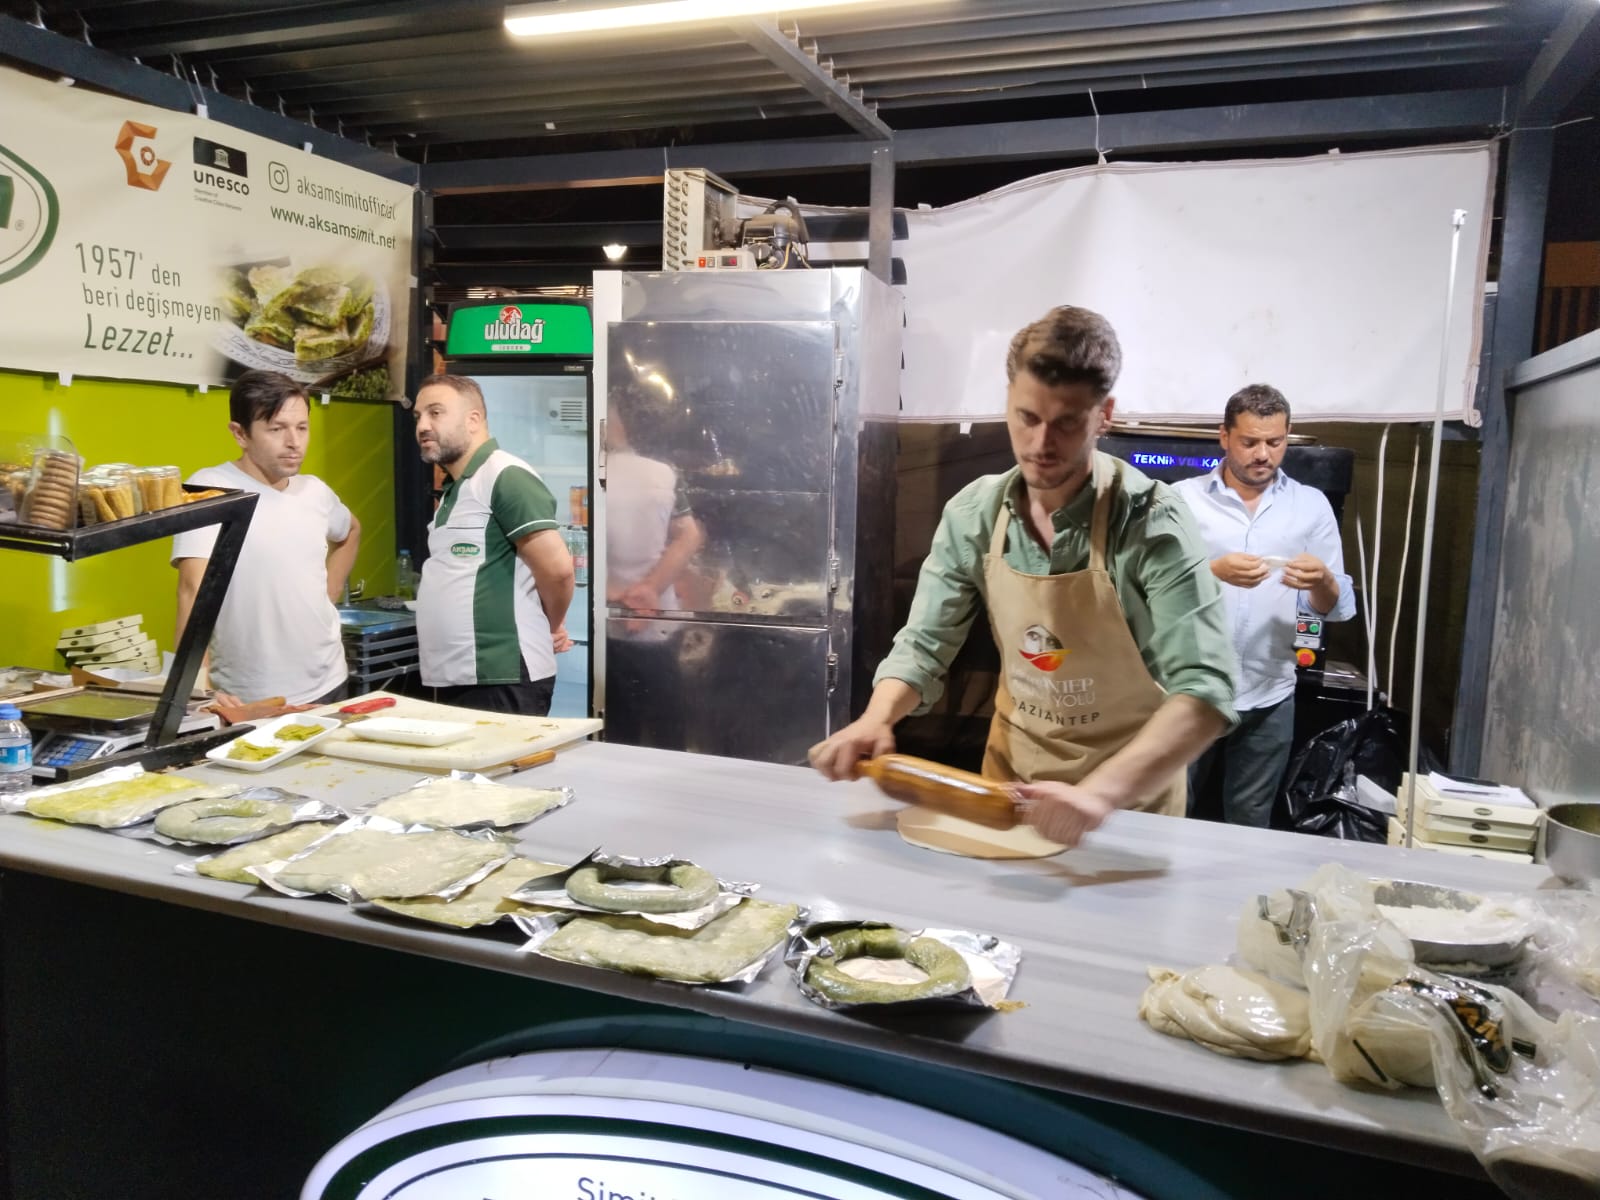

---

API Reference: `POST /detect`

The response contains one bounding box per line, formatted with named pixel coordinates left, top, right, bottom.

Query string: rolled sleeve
left=1129, top=496, right=1240, bottom=728
left=873, top=504, right=985, bottom=714
left=1307, top=499, right=1356, bottom=623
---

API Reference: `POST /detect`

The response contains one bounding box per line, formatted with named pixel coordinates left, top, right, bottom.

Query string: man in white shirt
left=412, top=373, right=574, bottom=715
left=172, top=370, right=361, bottom=706
left=603, top=383, right=705, bottom=748
left=1172, top=384, right=1355, bottom=827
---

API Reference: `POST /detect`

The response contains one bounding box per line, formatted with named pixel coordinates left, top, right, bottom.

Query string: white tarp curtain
left=894, top=144, right=1495, bottom=424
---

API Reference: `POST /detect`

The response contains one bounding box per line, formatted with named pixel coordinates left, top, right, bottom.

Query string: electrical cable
left=1386, top=427, right=1422, bottom=701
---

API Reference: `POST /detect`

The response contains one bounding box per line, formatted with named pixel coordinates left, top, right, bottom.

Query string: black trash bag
left=1273, top=706, right=1439, bottom=841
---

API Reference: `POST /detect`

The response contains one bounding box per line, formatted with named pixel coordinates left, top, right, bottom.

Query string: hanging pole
left=1369, top=423, right=1389, bottom=708
left=1403, top=209, right=1468, bottom=848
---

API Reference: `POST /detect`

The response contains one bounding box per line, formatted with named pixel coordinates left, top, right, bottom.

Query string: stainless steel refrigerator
left=596, top=268, right=901, bottom=764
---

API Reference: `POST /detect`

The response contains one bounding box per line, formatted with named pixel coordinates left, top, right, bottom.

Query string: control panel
left=1293, top=610, right=1325, bottom=673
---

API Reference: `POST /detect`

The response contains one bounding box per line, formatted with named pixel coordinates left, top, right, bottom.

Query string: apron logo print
left=450, top=541, right=480, bottom=557
left=1018, top=623, right=1069, bottom=672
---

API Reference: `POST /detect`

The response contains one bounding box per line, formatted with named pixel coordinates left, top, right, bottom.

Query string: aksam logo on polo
left=484, top=304, right=545, bottom=343
left=1019, top=623, right=1068, bottom=672
left=115, top=120, right=171, bottom=191
left=0, top=143, right=60, bottom=285
left=450, top=542, right=481, bottom=557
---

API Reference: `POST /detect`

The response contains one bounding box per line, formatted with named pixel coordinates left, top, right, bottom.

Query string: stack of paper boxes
left=56, top=615, right=160, bottom=676
left=1388, top=772, right=1541, bottom=864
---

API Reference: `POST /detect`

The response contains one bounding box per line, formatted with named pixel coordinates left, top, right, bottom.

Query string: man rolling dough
left=810, top=306, right=1237, bottom=847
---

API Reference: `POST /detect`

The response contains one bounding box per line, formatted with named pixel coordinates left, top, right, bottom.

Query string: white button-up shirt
left=1171, top=467, right=1355, bottom=711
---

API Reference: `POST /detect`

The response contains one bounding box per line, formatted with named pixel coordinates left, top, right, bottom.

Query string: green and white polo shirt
left=417, top=439, right=560, bottom=686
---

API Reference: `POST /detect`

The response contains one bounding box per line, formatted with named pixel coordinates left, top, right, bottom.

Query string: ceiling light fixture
left=602, top=243, right=629, bottom=261
left=505, top=0, right=891, bottom=37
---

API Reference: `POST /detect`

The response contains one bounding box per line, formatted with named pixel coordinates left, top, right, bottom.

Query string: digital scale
left=19, top=688, right=227, bottom=782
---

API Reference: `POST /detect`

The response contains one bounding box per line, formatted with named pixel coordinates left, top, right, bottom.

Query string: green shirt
left=875, top=453, right=1239, bottom=726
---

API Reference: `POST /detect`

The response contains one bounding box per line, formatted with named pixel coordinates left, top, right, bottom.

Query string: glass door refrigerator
left=442, top=297, right=594, bottom=718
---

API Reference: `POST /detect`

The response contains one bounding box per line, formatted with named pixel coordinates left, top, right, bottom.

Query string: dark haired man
left=1172, top=384, right=1354, bottom=827
left=810, top=306, right=1236, bottom=849
left=412, top=373, right=574, bottom=716
left=172, top=369, right=360, bottom=705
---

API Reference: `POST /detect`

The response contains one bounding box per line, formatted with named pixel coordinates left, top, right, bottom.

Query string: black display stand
left=0, top=486, right=258, bottom=773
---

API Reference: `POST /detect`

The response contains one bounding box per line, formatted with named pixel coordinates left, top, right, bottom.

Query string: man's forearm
left=1078, top=694, right=1226, bottom=810
left=540, top=575, right=575, bottom=633
left=862, top=678, right=923, bottom=728
left=325, top=534, right=360, bottom=602
left=643, top=519, right=704, bottom=595
left=1308, top=574, right=1340, bottom=617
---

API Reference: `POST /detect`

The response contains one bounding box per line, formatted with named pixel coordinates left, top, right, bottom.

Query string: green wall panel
left=0, top=369, right=395, bottom=671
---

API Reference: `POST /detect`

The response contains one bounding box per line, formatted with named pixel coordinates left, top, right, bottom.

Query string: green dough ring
left=804, top=927, right=972, bottom=1005
left=155, top=795, right=297, bottom=844
left=566, top=862, right=720, bottom=914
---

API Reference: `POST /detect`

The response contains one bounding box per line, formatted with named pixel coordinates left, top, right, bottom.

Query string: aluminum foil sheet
left=365, top=770, right=574, bottom=830
left=247, top=814, right=516, bottom=903
left=513, top=900, right=807, bottom=986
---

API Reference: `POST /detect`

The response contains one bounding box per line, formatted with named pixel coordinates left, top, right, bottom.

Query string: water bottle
left=565, top=527, right=589, bottom=588
left=0, top=703, right=32, bottom=796
left=396, top=549, right=415, bottom=600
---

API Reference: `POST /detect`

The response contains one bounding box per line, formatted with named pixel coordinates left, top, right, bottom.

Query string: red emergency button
left=1296, top=648, right=1317, bottom=667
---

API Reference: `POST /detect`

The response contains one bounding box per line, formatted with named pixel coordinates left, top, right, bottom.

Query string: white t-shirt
left=606, top=450, right=685, bottom=609
left=170, top=461, right=352, bottom=704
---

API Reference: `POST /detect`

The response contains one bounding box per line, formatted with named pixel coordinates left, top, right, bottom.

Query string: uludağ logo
left=115, top=120, right=171, bottom=191
left=1019, top=623, right=1069, bottom=672
left=0, top=143, right=60, bottom=285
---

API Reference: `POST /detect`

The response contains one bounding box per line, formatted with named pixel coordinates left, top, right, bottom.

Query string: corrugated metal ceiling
left=13, top=0, right=1569, bottom=157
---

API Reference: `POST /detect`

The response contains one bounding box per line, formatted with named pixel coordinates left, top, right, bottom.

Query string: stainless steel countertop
left=0, top=740, right=1557, bottom=1175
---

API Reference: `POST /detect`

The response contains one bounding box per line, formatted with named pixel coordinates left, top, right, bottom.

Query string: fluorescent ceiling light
left=506, top=0, right=889, bottom=37
left=602, top=243, right=629, bottom=260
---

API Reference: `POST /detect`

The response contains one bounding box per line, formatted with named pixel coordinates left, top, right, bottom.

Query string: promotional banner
left=0, top=65, right=413, bottom=400
left=894, top=145, right=1493, bottom=424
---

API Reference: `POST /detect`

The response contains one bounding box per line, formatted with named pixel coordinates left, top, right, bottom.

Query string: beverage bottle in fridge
left=0, top=703, right=33, bottom=795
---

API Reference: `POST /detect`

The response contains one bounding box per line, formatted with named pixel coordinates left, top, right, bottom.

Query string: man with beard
left=1172, top=384, right=1353, bottom=827
left=411, top=373, right=574, bottom=715
left=809, top=306, right=1236, bottom=849
left=172, top=369, right=360, bottom=706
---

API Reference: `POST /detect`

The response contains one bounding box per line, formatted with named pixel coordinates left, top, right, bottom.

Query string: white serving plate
left=346, top=717, right=474, bottom=747
left=206, top=714, right=342, bottom=772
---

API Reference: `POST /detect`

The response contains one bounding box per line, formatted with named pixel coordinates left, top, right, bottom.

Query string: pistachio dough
left=804, top=927, right=972, bottom=1005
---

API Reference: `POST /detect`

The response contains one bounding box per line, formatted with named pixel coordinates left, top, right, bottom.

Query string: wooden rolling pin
left=853, top=754, right=1020, bottom=831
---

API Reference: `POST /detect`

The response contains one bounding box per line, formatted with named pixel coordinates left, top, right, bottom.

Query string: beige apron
left=899, top=464, right=1186, bottom=859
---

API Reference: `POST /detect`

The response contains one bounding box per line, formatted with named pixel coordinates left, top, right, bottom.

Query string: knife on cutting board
left=331, top=695, right=398, bottom=725
left=483, top=749, right=556, bottom=779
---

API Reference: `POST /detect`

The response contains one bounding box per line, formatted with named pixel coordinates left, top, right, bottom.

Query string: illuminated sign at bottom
left=350, top=1128, right=947, bottom=1199
left=304, top=1049, right=1142, bottom=1200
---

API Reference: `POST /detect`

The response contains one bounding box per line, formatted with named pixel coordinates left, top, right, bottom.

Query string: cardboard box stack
left=1388, top=772, right=1541, bottom=864
left=56, top=615, right=160, bottom=676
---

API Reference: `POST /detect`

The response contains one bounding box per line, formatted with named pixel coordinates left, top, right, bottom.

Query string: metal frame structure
left=0, top=488, right=257, bottom=768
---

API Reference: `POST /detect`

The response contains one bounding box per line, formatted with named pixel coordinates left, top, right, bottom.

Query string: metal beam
left=434, top=222, right=661, bottom=250
left=430, top=264, right=631, bottom=287
left=106, top=0, right=507, bottom=58
left=731, top=17, right=892, bottom=140
left=1518, top=0, right=1600, bottom=122
left=423, top=87, right=1508, bottom=192
left=868, top=144, right=894, bottom=285
left=1451, top=123, right=1554, bottom=776
left=0, top=15, right=416, bottom=183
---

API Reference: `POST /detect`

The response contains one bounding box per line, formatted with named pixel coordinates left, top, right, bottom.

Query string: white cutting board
left=309, top=692, right=602, bottom=771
